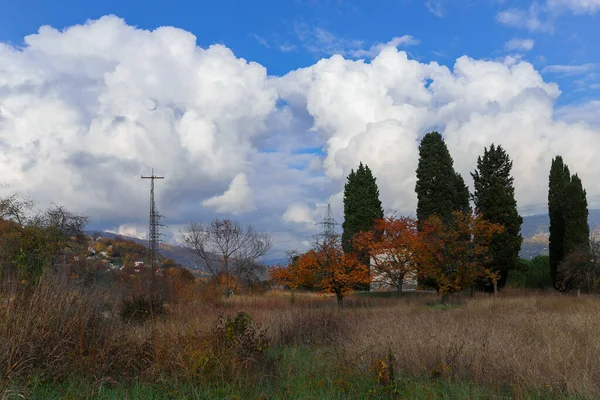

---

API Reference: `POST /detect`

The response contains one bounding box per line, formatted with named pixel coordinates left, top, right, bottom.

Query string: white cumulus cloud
left=202, top=173, right=256, bottom=214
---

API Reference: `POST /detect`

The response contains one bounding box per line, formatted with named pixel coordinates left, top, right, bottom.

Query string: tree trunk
left=336, top=293, right=344, bottom=308
left=441, top=293, right=449, bottom=304
left=469, top=283, right=474, bottom=298
left=224, top=256, right=230, bottom=298
left=397, top=277, right=403, bottom=298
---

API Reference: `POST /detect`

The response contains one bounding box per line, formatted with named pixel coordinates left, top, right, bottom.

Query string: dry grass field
left=1, top=278, right=598, bottom=399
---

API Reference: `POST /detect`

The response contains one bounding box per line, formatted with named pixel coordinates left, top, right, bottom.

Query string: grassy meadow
left=1, top=277, right=599, bottom=399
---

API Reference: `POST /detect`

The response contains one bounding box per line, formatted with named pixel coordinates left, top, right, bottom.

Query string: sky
left=0, top=0, right=599, bottom=261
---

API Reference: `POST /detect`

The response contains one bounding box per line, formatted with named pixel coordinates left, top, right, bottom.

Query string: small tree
left=180, top=219, right=272, bottom=297
left=418, top=211, right=504, bottom=301
left=558, top=232, right=600, bottom=293
left=272, top=238, right=369, bottom=308
left=353, top=216, right=420, bottom=297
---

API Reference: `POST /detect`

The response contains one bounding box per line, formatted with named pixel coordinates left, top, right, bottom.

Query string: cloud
left=497, top=0, right=599, bottom=32
left=3, top=16, right=600, bottom=257
left=293, top=24, right=417, bottom=58
left=555, top=100, right=600, bottom=126
left=496, top=4, right=553, bottom=32
left=349, top=36, right=419, bottom=58
left=202, top=173, right=256, bottom=214
left=542, top=63, right=596, bottom=75
left=106, top=224, right=147, bottom=240
left=279, top=44, right=297, bottom=52
left=278, top=46, right=600, bottom=216
left=282, top=202, right=318, bottom=225
left=547, top=0, right=600, bottom=14
left=252, top=34, right=270, bottom=48
left=504, top=38, right=535, bottom=52
left=0, top=15, right=276, bottom=224
left=426, top=0, right=445, bottom=17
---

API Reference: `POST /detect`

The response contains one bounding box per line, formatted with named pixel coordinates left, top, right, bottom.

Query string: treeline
left=272, top=132, right=595, bottom=304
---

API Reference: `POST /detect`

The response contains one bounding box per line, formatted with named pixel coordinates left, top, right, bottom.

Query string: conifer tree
left=471, top=144, right=523, bottom=288
left=548, top=156, right=571, bottom=288
left=342, top=163, right=384, bottom=291
left=564, top=174, right=590, bottom=260
left=415, top=132, right=470, bottom=227
left=341, top=162, right=384, bottom=253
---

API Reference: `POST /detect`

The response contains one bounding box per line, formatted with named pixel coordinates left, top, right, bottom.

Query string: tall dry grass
left=2, top=277, right=600, bottom=398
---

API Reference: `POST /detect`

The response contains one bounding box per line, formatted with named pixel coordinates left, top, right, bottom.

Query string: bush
left=183, top=311, right=271, bottom=384
left=120, top=293, right=165, bottom=322
left=508, top=255, right=552, bottom=289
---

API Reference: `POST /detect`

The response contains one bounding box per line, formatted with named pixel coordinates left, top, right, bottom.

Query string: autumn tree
left=271, top=238, right=369, bottom=307
left=353, top=216, right=420, bottom=297
left=418, top=211, right=504, bottom=301
left=180, top=218, right=272, bottom=297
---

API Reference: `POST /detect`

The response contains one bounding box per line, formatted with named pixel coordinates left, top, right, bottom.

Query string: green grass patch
left=4, top=346, right=569, bottom=399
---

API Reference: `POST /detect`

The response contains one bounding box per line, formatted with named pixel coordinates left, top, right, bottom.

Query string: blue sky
left=1, top=0, right=598, bottom=106
left=0, top=0, right=599, bottom=257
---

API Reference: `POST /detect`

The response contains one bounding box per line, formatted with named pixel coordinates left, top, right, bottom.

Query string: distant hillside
left=85, top=231, right=208, bottom=272
left=519, top=209, right=600, bottom=259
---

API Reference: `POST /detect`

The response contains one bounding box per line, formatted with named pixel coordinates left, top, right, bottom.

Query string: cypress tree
left=415, top=132, right=470, bottom=227
left=548, top=156, right=571, bottom=288
left=342, top=163, right=384, bottom=291
left=471, top=144, right=523, bottom=288
left=563, top=174, right=590, bottom=259
left=342, top=162, right=384, bottom=253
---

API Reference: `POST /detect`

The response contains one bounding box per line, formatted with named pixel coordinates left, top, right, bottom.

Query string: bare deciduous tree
left=180, top=218, right=272, bottom=297
left=0, top=194, right=35, bottom=226
left=559, top=231, right=600, bottom=293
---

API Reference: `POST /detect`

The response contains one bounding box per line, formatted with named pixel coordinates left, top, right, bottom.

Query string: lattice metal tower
left=316, top=204, right=338, bottom=243
left=141, top=169, right=164, bottom=269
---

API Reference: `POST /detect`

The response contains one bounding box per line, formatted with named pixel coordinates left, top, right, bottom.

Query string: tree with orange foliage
left=354, top=216, right=420, bottom=297
left=418, top=211, right=504, bottom=301
left=272, top=238, right=369, bottom=308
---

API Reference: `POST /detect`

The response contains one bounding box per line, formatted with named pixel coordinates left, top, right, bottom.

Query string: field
left=1, top=279, right=599, bottom=399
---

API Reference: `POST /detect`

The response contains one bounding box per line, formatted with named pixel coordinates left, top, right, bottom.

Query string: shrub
left=508, top=256, right=552, bottom=289
left=120, top=293, right=165, bottom=322
left=183, top=311, right=271, bottom=384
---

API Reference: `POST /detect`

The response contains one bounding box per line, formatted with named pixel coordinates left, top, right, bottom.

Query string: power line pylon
left=315, top=204, right=339, bottom=244
left=141, top=168, right=164, bottom=269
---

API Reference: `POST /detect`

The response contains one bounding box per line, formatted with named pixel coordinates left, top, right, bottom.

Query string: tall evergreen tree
left=548, top=156, right=571, bottom=288
left=342, top=163, right=384, bottom=291
left=471, top=144, right=523, bottom=288
left=454, top=172, right=471, bottom=215
left=341, top=162, right=384, bottom=253
left=563, top=174, right=590, bottom=259
left=415, top=132, right=470, bottom=227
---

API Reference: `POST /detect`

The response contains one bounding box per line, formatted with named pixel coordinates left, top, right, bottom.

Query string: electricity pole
left=141, top=169, right=164, bottom=269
